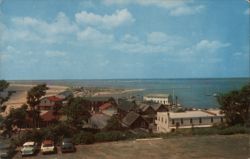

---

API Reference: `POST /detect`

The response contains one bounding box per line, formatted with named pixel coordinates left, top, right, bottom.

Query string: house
left=89, top=113, right=111, bottom=129
left=117, top=99, right=137, bottom=118
left=57, top=90, right=73, bottom=100
left=39, top=111, right=59, bottom=127
left=38, top=96, right=64, bottom=111
left=84, top=97, right=116, bottom=112
left=143, top=94, right=171, bottom=105
left=155, top=109, right=225, bottom=133
left=99, top=102, right=117, bottom=116
left=21, top=110, right=60, bottom=128
left=122, top=111, right=149, bottom=129
left=150, top=103, right=168, bottom=112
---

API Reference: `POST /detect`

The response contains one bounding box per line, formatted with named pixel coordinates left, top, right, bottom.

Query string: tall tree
left=27, top=84, right=48, bottom=128
left=0, top=80, right=10, bottom=109
left=6, top=105, right=27, bottom=128
left=62, top=97, right=90, bottom=128
left=217, top=83, right=250, bottom=125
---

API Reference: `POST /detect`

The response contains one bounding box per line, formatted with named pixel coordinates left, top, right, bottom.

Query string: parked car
left=61, top=138, right=75, bottom=153
left=41, top=140, right=56, bottom=154
left=21, top=141, right=39, bottom=156
left=0, top=141, right=15, bottom=159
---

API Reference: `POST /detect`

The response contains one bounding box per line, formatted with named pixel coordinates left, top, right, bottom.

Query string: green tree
left=217, top=83, right=250, bottom=125
left=62, top=97, right=90, bottom=128
left=27, top=84, right=48, bottom=128
left=7, top=104, right=27, bottom=127
left=105, top=115, right=123, bottom=131
left=0, top=80, right=10, bottom=109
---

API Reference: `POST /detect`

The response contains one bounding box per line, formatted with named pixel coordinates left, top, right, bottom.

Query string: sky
left=0, top=0, right=249, bottom=80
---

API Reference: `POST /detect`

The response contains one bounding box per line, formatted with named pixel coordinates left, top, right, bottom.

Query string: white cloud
left=77, top=27, right=114, bottom=44
left=3, top=12, right=78, bottom=44
left=103, top=0, right=204, bottom=16
left=244, top=8, right=250, bottom=15
left=147, top=32, right=168, bottom=44
left=45, top=50, right=66, bottom=57
left=170, top=5, right=205, bottom=16
left=103, top=0, right=191, bottom=9
left=79, top=1, right=95, bottom=8
left=121, top=34, right=139, bottom=43
left=75, top=9, right=135, bottom=29
left=195, top=40, right=230, bottom=51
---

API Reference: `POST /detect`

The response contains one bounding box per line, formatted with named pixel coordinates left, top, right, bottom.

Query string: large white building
left=155, top=109, right=224, bottom=133
left=143, top=94, right=170, bottom=105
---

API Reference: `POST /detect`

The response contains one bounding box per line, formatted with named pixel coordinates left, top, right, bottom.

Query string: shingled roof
left=122, top=111, right=140, bottom=127
left=118, top=100, right=136, bottom=112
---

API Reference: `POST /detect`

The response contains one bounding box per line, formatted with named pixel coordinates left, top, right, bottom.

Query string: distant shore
left=1, top=83, right=144, bottom=116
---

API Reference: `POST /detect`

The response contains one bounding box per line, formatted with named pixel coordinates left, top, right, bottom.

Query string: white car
left=21, top=141, right=38, bottom=156
left=41, top=140, right=56, bottom=154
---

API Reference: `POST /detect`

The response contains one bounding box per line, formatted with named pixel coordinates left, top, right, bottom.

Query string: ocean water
left=10, top=78, right=249, bottom=108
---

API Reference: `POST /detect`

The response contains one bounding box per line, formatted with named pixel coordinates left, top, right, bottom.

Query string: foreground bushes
left=10, top=124, right=250, bottom=147
left=95, top=131, right=128, bottom=142
left=218, top=125, right=250, bottom=135
left=73, top=132, right=95, bottom=144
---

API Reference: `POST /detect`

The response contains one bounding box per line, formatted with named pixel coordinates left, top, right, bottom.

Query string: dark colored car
left=61, top=138, right=75, bottom=153
left=0, top=141, right=15, bottom=159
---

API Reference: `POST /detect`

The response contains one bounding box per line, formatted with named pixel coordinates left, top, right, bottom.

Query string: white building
left=143, top=94, right=170, bottom=105
left=155, top=109, right=224, bottom=133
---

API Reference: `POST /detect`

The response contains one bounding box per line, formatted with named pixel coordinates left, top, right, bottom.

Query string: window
left=199, top=118, right=202, bottom=124
left=190, top=118, right=193, bottom=124
left=161, top=117, right=163, bottom=122
left=172, top=119, right=175, bottom=125
left=211, top=117, right=213, bottom=123
left=221, top=117, right=223, bottom=123
left=181, top=118, right=183, bottom=125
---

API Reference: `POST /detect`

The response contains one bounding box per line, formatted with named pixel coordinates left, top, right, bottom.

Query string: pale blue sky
left=0, top=0, right=249, bottom=80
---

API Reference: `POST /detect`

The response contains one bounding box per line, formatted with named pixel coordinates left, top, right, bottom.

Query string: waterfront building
left=143, top=94, right=170, bottom=105
left=155, top=109, right=224, bottom=133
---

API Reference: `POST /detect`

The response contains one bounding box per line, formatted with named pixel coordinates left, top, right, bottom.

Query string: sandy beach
left=1, top=83, right=144, bottom=116
left=1, top=84, right=68, bottom=116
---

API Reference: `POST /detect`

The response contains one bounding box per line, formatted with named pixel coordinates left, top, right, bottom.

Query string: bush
left=218, top=125, right=250, bottom=135
left=95, top=131, right=127, bottom=142
left=12, top=129, right=45, bottom=146
left=191, top=127, right=218, bottom=135
left=73, top=131, right=95, bottom=144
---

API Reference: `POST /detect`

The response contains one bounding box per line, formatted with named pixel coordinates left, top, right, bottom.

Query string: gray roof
left=90, top=113, right=111, bottom=129
left=85, top=97, right=113, bottom=102
left=139, top=103, right=150, bottom=112
left=118, top=100, right=136, bottom=112
left=58, top=91, right=73, bottom=98
left=150, top=103, right=163, bottom=111
left=122, top=111, right=140, bottom=127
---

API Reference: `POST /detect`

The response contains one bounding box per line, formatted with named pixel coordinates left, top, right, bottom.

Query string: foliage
left=73, top=131, right=95, bottom=144
left=0, top=80, right=10, bottom=106
left=26, top=84, right=48, bottom=128
left=104, top=115, right=123, bottom=131
left=42, top=122, right=76, bottom=142
left=62, top=97, right=91, bottom=128
left=2, top=105, right=27, bottom=133
left=217, top=83, right=250, bottom=125
left=94, top=131, right=127, bottom=142
left=218, top=125, right=250, bottom=135
left=12, top=129, right=45, bottom=146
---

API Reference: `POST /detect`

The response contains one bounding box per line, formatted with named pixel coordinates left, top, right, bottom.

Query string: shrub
left=95, top=131, right=127, bottom=142
left=73, top=131, right=95, bottom=144
left=218, top=125, right=250, bottom=135
left=12, top=129, right=45, bottom=146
